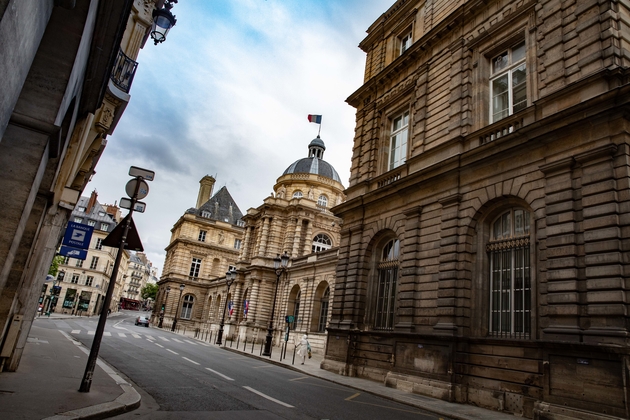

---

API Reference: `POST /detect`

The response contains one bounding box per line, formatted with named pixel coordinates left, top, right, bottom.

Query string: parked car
left=135, top=316, right=150, bottom=327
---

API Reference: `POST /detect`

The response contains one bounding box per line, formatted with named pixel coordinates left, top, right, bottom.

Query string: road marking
left=243, top=386, right=293, bottom=408
left=172, top=338, right=183, bottom=343
left=182, top=357, right=199, bottom=365
left=118, top=333, right=127, bottom=337
left=253, top=365, right=275, bottom=369
left=87, top=331, right=111, bottom=336
left=158, top=336, right=169, bottom=341
left=345, top=392, right=427, bottom=413
left=183, top=339, right=197, bottom=345
left=346, top=393, right=360, bottom=401
left=132, top=334, right=141, bottom=338
left=205, top=368, right=234, bottom=381
left=167, top=349, right=178, bottom=355
left=155, top=343, right=164, bottom=348
left=71, top=330, right=80, bottom=334
left=289, top=376, right=310, bottom=381
left=88, top=331, right=94, bottom=335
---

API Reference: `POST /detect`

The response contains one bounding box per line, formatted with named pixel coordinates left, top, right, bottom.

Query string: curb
left=41, top=331, right=141, bottom=420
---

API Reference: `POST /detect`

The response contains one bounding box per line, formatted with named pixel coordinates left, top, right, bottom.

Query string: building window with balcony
left=388, top=110, right=409, bottom=171
left=181, top=295, right=194, bottom=319
left=198, top=230, right=207, bottom=242
left=90, top=256, right=99, bottom=270
left=189, top=258, right=202, bottom=278
left=86, top=276, right=94, bottom=287
left=490, top=40, right=527, bottom=123
left=488, top=208, right=531, bottom=338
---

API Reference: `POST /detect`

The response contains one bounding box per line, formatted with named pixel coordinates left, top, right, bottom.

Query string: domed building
left=154, top=137, right=345, bottom=353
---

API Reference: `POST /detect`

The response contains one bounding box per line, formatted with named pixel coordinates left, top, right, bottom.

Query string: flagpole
left=318, top=122, right=321, bottom=137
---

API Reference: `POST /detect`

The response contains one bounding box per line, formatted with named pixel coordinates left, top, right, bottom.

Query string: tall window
left=62, top=256, right=70, bottom=265
left=57, top=271, right=65, bottom=282
left=399, top=30, right=412, bottom=55
left=389, top=111, right=409, bottom=171
left=198, top=230, right=207, bottom=242
left=317, top=195, right=328, bottom=208
left=234, top=239, right=242, bottom=250
left=375, top=238, right=400, bottom=330
left=181, top=295, right=194, bottom=319
left=488, top=208, right=531, bottom=338
left=490, top=40, right=526, bottom=123
left=312, top=234, right=332, bottom=253
left=86, top=276, right=94, bottom=286
left=189, top=258, right=201, bottom=278
left=71, top=274, right=80, bottom=284
left=95, top=238, right=103, bottom=250
left=291, top=291, right=301, bottom=330
left=76, top=259, right=83, bottom=268
left=318, top=287, right=330, bottom=332
left=100, top=223, right=109, bottom=232
left=90, top=256, right=99, bottom=270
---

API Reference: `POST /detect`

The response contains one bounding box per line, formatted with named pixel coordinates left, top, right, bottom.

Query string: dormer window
left=201, top=210, right=211, bottom=218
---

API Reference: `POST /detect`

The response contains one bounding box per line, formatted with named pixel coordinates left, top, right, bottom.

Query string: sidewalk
left=0, top=312, right=139, bottom=420
left=175, top=330, right=517, bottom=420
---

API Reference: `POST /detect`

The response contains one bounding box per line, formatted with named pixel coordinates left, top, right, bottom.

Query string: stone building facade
left=322, top=1, right=630, bottom=419
left=0, top=0, right=158, bottom=371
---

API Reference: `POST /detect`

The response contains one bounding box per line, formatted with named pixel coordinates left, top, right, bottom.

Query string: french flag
left=307, top=114, right=322, bottom=124
left=243, top=299, right=249, bottom=315
left=228, top=301, right=233, bottom=316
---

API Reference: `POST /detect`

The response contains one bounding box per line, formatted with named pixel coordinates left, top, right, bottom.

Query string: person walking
left=297, top=334, right=311, bottom=365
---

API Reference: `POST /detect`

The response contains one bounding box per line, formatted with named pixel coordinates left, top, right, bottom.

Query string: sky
left=87, top=0, right=395, bottom=276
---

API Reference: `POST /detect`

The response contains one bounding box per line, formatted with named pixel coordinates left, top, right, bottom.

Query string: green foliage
left=141, top=283, right=159, bottom=300
left=48, top=255, right=65, bottom=277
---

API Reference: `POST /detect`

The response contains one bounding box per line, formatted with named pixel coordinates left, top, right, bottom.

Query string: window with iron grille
left=488, top=208, right=531, bottom=338
left=374, top=238, right=400, bottom=330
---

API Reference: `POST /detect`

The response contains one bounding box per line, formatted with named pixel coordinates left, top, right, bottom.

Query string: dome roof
left=282, top=136, right=342, bottom=184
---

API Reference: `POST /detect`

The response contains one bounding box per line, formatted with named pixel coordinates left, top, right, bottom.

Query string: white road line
left=183, top=339, right=197, bottom=345
left=71, top=330, right=80, bottom=334
left=167, top=349, right=178, bottom=355
left=172, top=338, right=183, bottom=343
left=132, top=334, right=141, bottom=338
left=118, top=333, right=127, bottom=337
left=88, top=331, right=94, bottom=335
left=104, top=332, right=111, bottom=336
left=205, top=367, right=234, bottom=381
left=243, top=386, right=293, bottom=408
left=155, top=343, right=164, bottom=348
left=158, top=336, right=169, bottom=341
left=182, top=357, right=199, bottom=365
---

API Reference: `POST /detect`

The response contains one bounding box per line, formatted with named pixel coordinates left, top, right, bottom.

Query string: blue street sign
left=62, top=222, right=94, bottom=249
left=59, top=245, right=88, bottom=260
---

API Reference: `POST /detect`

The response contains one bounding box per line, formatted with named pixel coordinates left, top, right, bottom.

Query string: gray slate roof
left=187, top=186, right=244, bottom=225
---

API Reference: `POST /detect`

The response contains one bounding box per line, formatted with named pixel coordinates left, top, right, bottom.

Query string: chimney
left=86, top=190, right=98, bottom=213
left=196, top=175, right=216, bottom=208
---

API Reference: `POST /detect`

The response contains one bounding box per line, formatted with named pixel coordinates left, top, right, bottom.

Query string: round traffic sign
left=125, top=179, right=149, bottom=200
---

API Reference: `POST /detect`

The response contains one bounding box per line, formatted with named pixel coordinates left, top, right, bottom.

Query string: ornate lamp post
left=171, top=284, right=185, bottom=332
left=158, top=285, right=170, bottom=328
left=216, top=268, right=237, bottom=346
left=150, top=0, right=177, bottom=45
left=263, top=252, right=290, bottom=356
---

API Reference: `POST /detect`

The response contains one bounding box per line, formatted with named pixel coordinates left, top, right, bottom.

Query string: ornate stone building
left=154, top=139, right=345, bottom=353
left=0, top=0, right=158, bottom=371
left=322, top=1, right=630, bottom=419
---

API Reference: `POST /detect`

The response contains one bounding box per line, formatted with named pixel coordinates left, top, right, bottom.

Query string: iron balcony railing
left=111, top=48, right=138, bottom=93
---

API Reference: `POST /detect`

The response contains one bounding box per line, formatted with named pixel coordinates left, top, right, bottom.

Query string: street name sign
left=129, top=166, right=155, bottom=181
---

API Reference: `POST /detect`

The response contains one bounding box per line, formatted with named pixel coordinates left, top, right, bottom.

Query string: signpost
left=79, top=166, right=154, bottom=393
left=59, top=221, right=94, bottom=260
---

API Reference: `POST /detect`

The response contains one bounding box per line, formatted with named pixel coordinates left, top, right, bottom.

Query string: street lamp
left=158, top=285, right=170, bottom=328
left=263, top=252, right=290, bottom=356
left=216, top=268, right=237, bottom=346
left=171, top=283, right=185, bottom=332
left=151, top=0, right=177, bottom=45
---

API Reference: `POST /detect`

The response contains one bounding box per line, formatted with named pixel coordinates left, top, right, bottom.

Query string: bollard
left=251, top=339, right=255, bottom=353
left=292, top=345, right=296, bottom=365
left=279, top=343, right=284, bottom=361
left=283, top=341, right=288, bottom=359
left=229, top=337, right=233, bottom=348
left=259, top=341, right=263, bottom=356
left=243, top=337, right=247, bottom=351
left=236, top=335, right=240, bottom=349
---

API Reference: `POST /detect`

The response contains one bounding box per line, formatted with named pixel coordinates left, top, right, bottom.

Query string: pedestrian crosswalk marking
left=132, top=334, right=141, bottom=338
left=172, top=338, right=184, bottom=343
left=118, top=333, right=127, bottom=337
left=158, top=336, right=169, bottom=341
left=71, top=330, right=80, bottom=334
left=87, top=331, right=111, bottom=336
left=183, top=339, right=197, bottom=345
left=167, top=349, right=178, bottom=355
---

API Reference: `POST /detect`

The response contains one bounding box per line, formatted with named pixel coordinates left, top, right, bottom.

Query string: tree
left=48, top=255, right=65, bottom=277
left=141, top=283, right=158, bottom=300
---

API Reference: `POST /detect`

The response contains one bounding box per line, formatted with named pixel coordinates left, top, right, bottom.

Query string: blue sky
left=88, top=0, right=395, bottom=275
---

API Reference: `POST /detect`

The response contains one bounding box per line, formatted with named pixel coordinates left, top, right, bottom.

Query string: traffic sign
left=59, top=245, right=88, bottom=260
left=125, top=179, right=149, bottom=200
left=285, top=315, right=295, bottom=323
left=61, top=222, right=94, bottom=249
left=129, top=166, right=155, bottom=181
left=119, top=197, right=146, bottom=213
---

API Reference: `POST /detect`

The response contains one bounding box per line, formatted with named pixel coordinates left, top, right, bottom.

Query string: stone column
left=241, top=226, right=252, bottom=261
left=396, top=206, right=422, bottom=332
left=258, top=217, right=270, bottom=257
left=302, top=220, right=313, bottom=255
left=249, top=278, right=261, bottom=324
left=291, top=218, right=303, bottom=258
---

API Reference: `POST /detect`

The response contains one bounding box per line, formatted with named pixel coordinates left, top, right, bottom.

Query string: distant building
left=49, top=191, right=128, bottom=316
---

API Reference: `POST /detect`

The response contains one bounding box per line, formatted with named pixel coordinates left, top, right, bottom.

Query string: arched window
left=215, top=295, right=221, bottom=320
left=317, top=194, right=328, bottom=207
left=292, top=291, right=301, bottom=330
left=287, top=285, right=301, bottom=330
left=292, top=190, right=303, bottom=199
left=488, top=208, right=531, bottom=338
left=312, top=234, right=332, bottom=253
left=318, top=287, right=330, bottom=332
left=181, top=295, right=194, bottom=319
left=375, top=238, right=400, bottom=330
left=207, top=296, right=213, bottom=319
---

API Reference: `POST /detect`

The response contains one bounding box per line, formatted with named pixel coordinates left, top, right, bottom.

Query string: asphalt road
left=41, top=311, right=450, bottom=420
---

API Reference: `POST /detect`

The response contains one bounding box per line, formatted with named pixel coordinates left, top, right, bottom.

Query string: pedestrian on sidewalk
left=297, top=334, right=311, bottom=365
